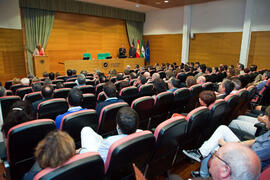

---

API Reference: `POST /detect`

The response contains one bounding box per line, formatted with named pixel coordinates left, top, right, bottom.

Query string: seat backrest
left=82, top=93, right=96, bottom=109
left=95, top=83, right=105, bottom=96
left=53, top=88, right=71, bottom=98
left=0, top=96, right=21, bottom=123
left=131, top=96, right=154, bottom=130
left=119, top=86, right=139, bottom=105
left=247, top=85, right=257, bottom=100
left=158, top=71, right=166, bottom=79
left=56, top=76, right=67, bottom=80
left=223, top=94, right=240, bottom=125
left=149, top=116, right=187, bottom=176
left=77, top=85, right=95, bottom=94
left=105, top=131, right=155, bottom=179
left=7, top=119, right=56, bottom=180
left=11, top=84, right=27, bottom=94
left=6, top=90, right=13, bottom=96
left=85, top=79, right=95, bottom=85
left=66, top=78, right=77, bottom=82
left=97, top=91, right=106, bottom=103
left=63, top=82, right=76, bottom=88
left=97, top=102, right=129, bottom=137
left=172, top=88, right=190, bottom=113
left=52, top=79, right=64, bottom=84
left=24, top=92, right=42, bottom=104
left=176, top=73, right=187, bottom=82
left=138, top=84, right=153, bottom=97
left=258, top=79, right=270, bottom=105
left=34, top=152, right=104, bottom=180
left=202, top=82, right=214, bottom=91
left=187, top=84, right=203, bottom=111
left=154, top=92, right=174, bottom=113
left=16, top=87, right=33, bottom=99
left=5, top=80, right=13, bottom=90
left=60, top=110, right=98, bottom=148
left=37, top=98, right=68, bottom=119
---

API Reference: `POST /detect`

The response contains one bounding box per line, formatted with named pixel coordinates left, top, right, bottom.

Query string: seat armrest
left=254, top=122, right=268, bottom=137
left=3, top=160, right=11, bottom=180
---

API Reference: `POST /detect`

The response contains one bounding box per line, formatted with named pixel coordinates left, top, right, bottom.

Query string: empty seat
left=24, top=92, right=42, bottom=104
left=5, top=80, right=12, bottom=90
left=131, top=96, right=154, bottom=130
left=82, top=93, right=96, bottom=109
left=37, top=98, right=68, bottom=120
left=104, top=131, right=155, bottom=180
left=95, top=83, right=105, bottom=96
left=64, top=82, right=76, bottom=88
left=59, top=110, right=98, bottom=148
left=53, top=88, right=71, bottom=98
left=11, top=84, right=28, bottom=94
left=97, top=102, right=129, bottom=137
left=171, top=88, right=190, bottom=114
left=138, top=84, right=153, bottom=97
left=223, top=94, right=240, bottom=125
left=6, top=90, right=13, bottom=96
left=33, top=152, right=104, bottom=180
left=97, top=91, right=106, bottom=103
left=187, top=84, right=203, bottom=112
left=233, top=89, right=249, bottom=118
left=146, top=116, right=187, bottom=178
left=77, top=85, right=95, bottom=94
left=16, top=87, right=33, bottom=99
left=119, top=86, right=139, bottom=105
left=5, top=119, right=56, bottom=180
left=150, top=92, right=174, bottom=128
left=0, top=96, right=21, bottom=123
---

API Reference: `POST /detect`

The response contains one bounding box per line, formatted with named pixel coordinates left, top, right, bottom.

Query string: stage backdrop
left=46, top=12, right=130, bottom=75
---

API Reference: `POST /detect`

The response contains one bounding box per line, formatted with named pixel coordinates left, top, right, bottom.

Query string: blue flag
left=145, top=40, right=150, bottom=63
left=132, top=39, right=135, bottom=46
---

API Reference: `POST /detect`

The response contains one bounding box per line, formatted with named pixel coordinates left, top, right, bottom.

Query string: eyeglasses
left=212, top=150, right=231, bottom=169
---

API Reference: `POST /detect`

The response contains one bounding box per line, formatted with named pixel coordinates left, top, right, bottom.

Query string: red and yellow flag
left=136, top=40, right=140, bottom=58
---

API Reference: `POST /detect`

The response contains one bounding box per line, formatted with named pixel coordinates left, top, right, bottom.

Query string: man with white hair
left=74, top=74, right=86, bottom=88
left=196, top=76, right=206, bottom=85
left=21, top=78, right=30, bottom=86
left=144, top=72, right=151, bottom=80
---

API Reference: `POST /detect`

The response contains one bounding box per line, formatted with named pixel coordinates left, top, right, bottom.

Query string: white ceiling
left=77, top=0, right=159, bottom=12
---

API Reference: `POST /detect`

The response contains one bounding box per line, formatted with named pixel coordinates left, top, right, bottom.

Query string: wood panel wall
left=46, top=12, right=130, bottom=75
left=189, top=32, right=242, bottom=67
left=143, top=34, right=182, bottom=66
left=0, top=28, right=26, bottom=85
left=248, top=31, right=270, bottom=70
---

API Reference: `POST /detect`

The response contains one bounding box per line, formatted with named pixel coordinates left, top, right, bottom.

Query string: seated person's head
left=196, top=76, right=206, bottom=85
left=199, top=90, right=216, bottom=107
left=32, top=77, right=40, bottom=83
left=129, top=72, right=137, bottom=80
left=104, top=82, right=117, bottom=98
left=152, top=73, right=160, bottom=81
left=68, top=89, right=83, bottom=107
left=35, top=130, right=75, bottom=169
left=43, top=78, right=52, bottom=85
left=32, top=83, right=42, bottom=92
left=153, top=78, right=167, bottom=95
left=55, top=82, right=64, bottom=89
left=1, top=100, right=32, bottom=137
left=232, top=78, right=242, bottom=90
left=21, top=78, right=30, bottom=86
left=41, top=85, right=54, bottom=98
left=209, top=143, right=261, bottom=180
left=143, top=72, right=151, bottom=79
left=262, top=71, right=270, bottom=80
left=12, top=77, right=21, bottom=85
left=67, top=69, right=72, bottom=76
left=76, top=74, right=86, bottom=86
left=0, top=86, right=6, bottom=97
left=116, top=73, right=124, bottom=81
left=137, top=75, right=147, bottom=85
left=43, top=72, right=49, bottom=78
left=219, top=79, right=235, bottom=96
left=261, top=106, right=270, bottom=129
left=48, top=72, right=55, bottom=80
left=120, top=80, right=129, bottom=90
left=116, top=107, right=139, bottom=135
left=166, top=70, right=174, bottom=80
left=168, top=77, right=179, bottom=89
left=186, top=76, right=196, bottom=88
left=72, top=69, right=77, bottom=76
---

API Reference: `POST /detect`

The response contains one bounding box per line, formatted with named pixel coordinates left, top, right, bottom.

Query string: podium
left=33, top=56, right=49, bottom=77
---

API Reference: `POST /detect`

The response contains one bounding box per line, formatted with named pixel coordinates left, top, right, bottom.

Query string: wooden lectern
left=33, top=56, right=49, bottom=77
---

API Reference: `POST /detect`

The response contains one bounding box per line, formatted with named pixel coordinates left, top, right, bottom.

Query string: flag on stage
left=141, top=40, right=145, bottom=58
left=132, top=39, right=135, bottom=46
left=145, top=40, right=150, bottom=63
left=136, top=40, right=140, bottom=58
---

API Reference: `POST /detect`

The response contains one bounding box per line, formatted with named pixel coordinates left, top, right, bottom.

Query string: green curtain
left=126, top=20, right=144, bottom=48
left=20, top=0, right=145, bottom=22
left=23, top=8, right=54, bottom=74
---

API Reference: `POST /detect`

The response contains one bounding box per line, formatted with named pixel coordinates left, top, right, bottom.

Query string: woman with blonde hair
left=23, top=130, right=76, bottom=180
left=33, top=43, right=44, bottom=56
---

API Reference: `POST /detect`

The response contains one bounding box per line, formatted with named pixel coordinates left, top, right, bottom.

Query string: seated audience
left=31, top=83, right=42, bottom=92
left=55, top=89, right=86, bottom=129
left=74, top=74, right=86, bottom=88
left=80, top=107, right=139, bottom=162
left=21, top=78, right=30, bottom=86
left=43, top=78, right=52, bottom=85
left=212, top=66, right=219, bottom=74
left=153, top=78, right=167, bottom=96
left=143, top=72, right=151, bottom=80
left=148, top=73, right=160, bottom=83
left=119, top=80, right=129, bottom=90
left=95, top=82, right=124, bottom=117
left=230, top=78, right=242, bottom=94
left=32, top=85, right=54, bottom=115
left=205, top=67, right=212, bottom=75
left=12, top=77, right=21, bottom=85
left=183, top=120, right=270, bottom=178
left=256, top=71, right=270, bottom=93
left=167, top=78, right=179, bottom=93
left=229, top=105, right=270, bottom=136
left=31, top=77, right=40, bottom=84
left=42, top=72, right=49, bottom=79
left=23, top=130, right=76, bottom=180
left=0, top=86, right=6, bottom=97
left=48, top=72, right=55, bottom=80
left=165, top=70, right=175, bottom=80
left=216, top=79, right=235, bottom=99
left=186, top=76, right=196, bottom=88
left=134, top=75, right=147, bottom=87
left=55, top=82, right=64, bottom=89
left=195, top=64, right=206, bottom=79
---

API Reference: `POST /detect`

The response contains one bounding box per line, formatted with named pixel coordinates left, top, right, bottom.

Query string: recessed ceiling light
left=164, top=0, right=169, bottom=3
left=136, top=4, right=140, bottom=8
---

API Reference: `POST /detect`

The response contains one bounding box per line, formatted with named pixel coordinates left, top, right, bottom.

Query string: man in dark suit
left=119, top=44, right=127, bottom=58
left=95, top=81, right=124, bottom=117
left=129, top=44, right=136, bottom=58
left=32, top=85, right=54, bottom=118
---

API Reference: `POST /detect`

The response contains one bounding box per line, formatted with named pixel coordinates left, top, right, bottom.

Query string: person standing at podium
left=33, top=43, right=44, bottom=56
left=119, top=44, right=127, bottom=58
left=129, top=44, right=136, bottom=58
